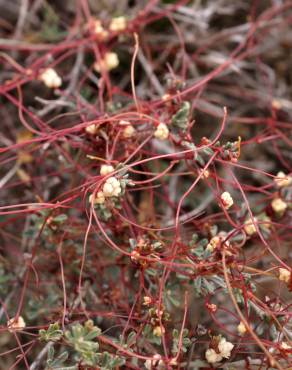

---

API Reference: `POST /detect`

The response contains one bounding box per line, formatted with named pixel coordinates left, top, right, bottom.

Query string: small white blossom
left=271, top=197, right=287, bottom=215
left=39, top=68, right=62, bottom=88
left=109, top=16, right=127, bottom=32
left=123, top=124, right=136, bottom=138
left=89, top=191, right=105, bottom=205
left=102, top=176, right=122, bottom=197
left=221, top=191, right=234, bottom=210
left=162, top=93, right=171, bottom=101
left=279, top=268, right=291, bottom=283
left=154, top=123, right=169, bottom=140
left=143, top=296, right=152, bottom=306
left=199, top=169, right=210, bottom=179
left=206, top=236, right=220, bottom=252
left=7, top=316, right=26, bottom=332
left=205, top=348, right=222, bottom=363
left=94, top=52, right=119, bottom=72
left=85, top=124, right=98, bottom=135
left=280, top=342, right=291, bottom=350
left=119, top=120, right=131, bottom=125
left=274, top=171, right=291, bottom=188
left=237, top=321, right=247, bottom=335
left=100, top=164, right=114, bottom=176
left=92, top=19, right=108, bottom=39
left=218, top=337, right=234, bottom=358
left=244, top=217, right=257, bottom=236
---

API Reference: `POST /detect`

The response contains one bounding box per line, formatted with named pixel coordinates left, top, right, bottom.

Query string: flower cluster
left=274, top=171, right=291, bottom=188
left=39, top=68, right=62, bottom=88
left=94, top=52, right=119, bottom=72
left=205, top=336, right=234, bottom=364
left=154, top=123, right=169, bottom=140
left=109, top=17, right=127, bottom=32
left=220, top=191, right=234, bottom=210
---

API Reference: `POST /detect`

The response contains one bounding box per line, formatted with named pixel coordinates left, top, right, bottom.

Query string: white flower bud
left=199, top=169, right=210, bottom=179
left=94, top=52, right=119, bottom=72
left=123, top=124, right=136, bottom=138
left=85, top=124, right=98, bottom=135
left=205, top=348, right=222, bottom=363
left=271, top=198, right=287, bottom=215
left=237, top=321, right=247, bottom=335
left=244, top=217, right=257, bottom=236
left=102, top=176, right=122, bottom=197
left=39, top=68, right=62, bottom=88
left=206, top=236, right=220, bottom=252
left=162, top=93, right=171, bottom=101
left=220, top=192, right=234, bottom=210
left=92, top=19, right=108, bottom=39
left=7, top=316, right=26, bottom=332
left=89, top=191, right=105, bottom=205
left=100, top=165, right=114, bottom=176
left=274, top=171, right=291, bottom=188
left=154, top=123, right=169, bottom=140
left=143, top=296, right=152, bottom=306
left=279, top=268, right=291, bottom=283
left=280, top=342, right=291, bottom=350
left=109, top=16, right=127, bottom=32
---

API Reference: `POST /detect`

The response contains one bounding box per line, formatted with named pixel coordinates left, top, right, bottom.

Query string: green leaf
left=171, top=101, right=191, bottom=132
left=39, top=323, right=63, bottom=342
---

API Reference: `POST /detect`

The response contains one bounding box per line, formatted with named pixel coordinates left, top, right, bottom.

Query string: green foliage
left=39, top=323, right=63, bottom=342
left=171, top=328, right=191, bottom=355
left=40, top=2, right=67, bottom=42
left=45, top=346, right=75, bottom=370
left=171, top=101, right=191, bottom=132
left=193, top=276, right=215, bottom=296
left=65, top=321, right=101, bottom=366
left=98, top=351, right=126, bottom=369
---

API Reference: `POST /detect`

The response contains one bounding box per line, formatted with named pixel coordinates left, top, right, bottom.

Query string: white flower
left=274, top=171, right=291, bottom=188
left=206, top=236, right=220, bottom=252
left=162, top=93, right=171, bottom=101
left=199, top=169, right=210, bottom=179
left=154, top=123, right=169, bottom=140
left=244, top=217, right=257, bottom=236
left=89, top=191, right=105, bottom=205
left=100, top=164, right=114, bottom=176
left=280, top=342, right=291, bottom=350
left=271, top=198, right=287, bottom=215
left=7, top=316, right=26, bottom=332
left=92, top=19, right=108, bottom=39
left=85, top=124, right=98, bottom=135
left=221, top=191, right=234, bottom=210
left=39, top=68, right=62, bottom=88
left=102, top=176, right=122, bottom=197
left=279, top=268, right=291, bottom=283
left=143, top=296, right=152, bottom=306
left=119, top=120, right=131, bottom=125
left=94, top=52, right=119, bottom=72
left=109, top=16, right=127, bottom=32
left=205, top=348, right=222, bottom=363
left=123, top=124, right=136, bottom=138
left=218, top=337, right=234, bottom=358
left=237, top=321, right=247, bottom=335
